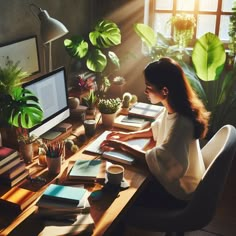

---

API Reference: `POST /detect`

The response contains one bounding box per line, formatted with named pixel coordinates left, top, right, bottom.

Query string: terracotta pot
left=19, top=143, right=33, bottom=164
left=101, top=113, right=116, bottom=128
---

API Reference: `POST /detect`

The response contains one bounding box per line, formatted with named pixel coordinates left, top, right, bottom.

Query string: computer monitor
left=23, top=67, right=70, bottom=139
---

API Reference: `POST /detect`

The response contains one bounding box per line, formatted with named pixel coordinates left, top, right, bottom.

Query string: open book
left=84, top=130, right=150, bottom=165
left=128, top=102, right=164, bottom=120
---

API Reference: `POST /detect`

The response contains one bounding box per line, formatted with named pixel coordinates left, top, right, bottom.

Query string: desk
left=0, top=119, right=151, bottom=236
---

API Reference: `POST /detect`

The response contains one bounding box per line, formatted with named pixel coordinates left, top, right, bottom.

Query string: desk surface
left=0, top=119, right=151, bottom=236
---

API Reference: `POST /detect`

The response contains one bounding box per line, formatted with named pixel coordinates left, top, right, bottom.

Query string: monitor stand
left=40, top=130, right=62, bottom=140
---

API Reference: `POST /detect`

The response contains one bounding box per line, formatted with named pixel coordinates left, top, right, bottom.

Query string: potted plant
left=97, top=98, right=121, bottom=128
left=64, top=19, right=121, bottom=98
left=108, top=76, right=126, bottom=98
left=82, top=89, right=97, bottom=118
left=0, top=58, right=43, bottom=160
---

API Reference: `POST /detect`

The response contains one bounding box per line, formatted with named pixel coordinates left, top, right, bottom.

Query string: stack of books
left=36, top=184, right=94, bottom=235
left=36, top=184, right=91, bottom=215
left=0, top=146, right=29, bottom=187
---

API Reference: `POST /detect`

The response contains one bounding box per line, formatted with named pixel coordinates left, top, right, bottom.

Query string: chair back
left=184, top=125, right=236, bottom=229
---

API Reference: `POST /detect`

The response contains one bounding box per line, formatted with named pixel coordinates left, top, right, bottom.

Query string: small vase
left=101, top=113, right=116, bottom=128
left=19, top=143, right=33, bottom=164
left=46, top=156, right=62, bottom=175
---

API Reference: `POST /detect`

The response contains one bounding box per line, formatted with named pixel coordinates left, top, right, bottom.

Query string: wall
left=0, top=0, right=149, bottom=101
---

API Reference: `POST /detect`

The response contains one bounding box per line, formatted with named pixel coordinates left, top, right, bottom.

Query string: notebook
left=84, top=130, right=150, bottom=165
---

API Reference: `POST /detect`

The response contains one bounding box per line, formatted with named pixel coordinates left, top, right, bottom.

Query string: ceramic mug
left=83, top=119, right=96, bottom=137
left=106, top=164, right=124, bottom=185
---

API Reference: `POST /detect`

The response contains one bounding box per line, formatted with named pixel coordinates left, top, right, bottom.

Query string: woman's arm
left=100, top=139, right=147, bottom=164
left=106, top=127, right=153, bottom=142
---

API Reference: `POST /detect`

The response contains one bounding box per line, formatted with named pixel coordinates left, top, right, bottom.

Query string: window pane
left=176, top=0, right=195, bottom=11
left=197, top=15, right=216, bottom=38
left=222, top=0, right=233, bottom=12
left=156, top=0, right=173, bottom=10
left=199, top=0, right=218, bottom=12
left=154, top=13, right=172, bottom=37
left=219, top=15, right=230, bottom=41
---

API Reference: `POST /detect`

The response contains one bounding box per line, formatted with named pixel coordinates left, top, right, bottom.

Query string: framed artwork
left=0, top=35, right=40, bottom=77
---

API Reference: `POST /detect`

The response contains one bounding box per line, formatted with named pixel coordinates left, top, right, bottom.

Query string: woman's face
left=144, top=81, right=166, bottom=104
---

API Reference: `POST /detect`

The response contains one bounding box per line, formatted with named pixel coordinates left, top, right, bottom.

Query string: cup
left=106, top=164, right=124, bottom=185
left=83, top=119, right=96, bottom=137
left=46, top=156, right=62, bottom=175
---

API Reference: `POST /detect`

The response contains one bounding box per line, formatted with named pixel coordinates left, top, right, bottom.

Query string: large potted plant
left=97, top=98, right=121, bottom=128
left=64, top=19, right=121, bottom=98
left=0, top=59, right=43, bottom=161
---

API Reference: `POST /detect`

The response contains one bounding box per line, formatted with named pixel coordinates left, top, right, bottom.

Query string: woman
left=101, top=57, right=209, bottom=203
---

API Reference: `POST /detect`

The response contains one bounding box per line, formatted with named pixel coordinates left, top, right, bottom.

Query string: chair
left=125, top=125, right=236, bottom=236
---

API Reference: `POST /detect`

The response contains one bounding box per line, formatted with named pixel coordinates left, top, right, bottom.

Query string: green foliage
left=133, top=22, right=236, bottom=136
left=122, top=92, right=132, bottom=108
left=0, top=60, right=43, bottom=128
left=64, top=19, right=121, bottom=73
left=98, top=98, right=121, bottom=114
left=82, top=90, right=97, bottom=109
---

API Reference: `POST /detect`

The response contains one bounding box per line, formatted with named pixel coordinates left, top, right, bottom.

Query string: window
left=144, top=0, right=233, bottom=44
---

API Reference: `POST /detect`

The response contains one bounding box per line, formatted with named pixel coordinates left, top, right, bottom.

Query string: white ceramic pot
left=101, top=113, right=116, bottom=128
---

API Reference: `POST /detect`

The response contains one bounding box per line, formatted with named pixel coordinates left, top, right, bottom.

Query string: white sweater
left=145, top=109, right=205, bottom=200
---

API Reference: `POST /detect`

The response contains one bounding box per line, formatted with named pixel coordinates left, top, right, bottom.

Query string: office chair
left=126, top=125, right=236, bottom=236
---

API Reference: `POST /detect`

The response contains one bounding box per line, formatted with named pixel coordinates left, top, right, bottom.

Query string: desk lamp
left=30, top=4, right=68, bottom=72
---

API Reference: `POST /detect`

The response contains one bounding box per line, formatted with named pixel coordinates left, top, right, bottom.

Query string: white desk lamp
left=30, top=4, right=68, bottom=72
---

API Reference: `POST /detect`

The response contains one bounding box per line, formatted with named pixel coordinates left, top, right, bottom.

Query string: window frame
left=144, top=0, right=233, bottom=47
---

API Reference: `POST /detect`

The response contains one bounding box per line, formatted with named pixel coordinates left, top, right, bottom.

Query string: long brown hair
left=144, top=57, right=210, bottom=139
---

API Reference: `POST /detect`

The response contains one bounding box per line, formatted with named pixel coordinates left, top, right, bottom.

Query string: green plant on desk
left=98, top=98, right=121, bottom=114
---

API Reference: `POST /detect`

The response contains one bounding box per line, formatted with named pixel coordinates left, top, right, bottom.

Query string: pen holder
left=46, top=155, right=62, bottom=175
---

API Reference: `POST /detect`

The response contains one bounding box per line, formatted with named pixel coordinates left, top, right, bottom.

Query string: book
left=0, top=169, right=29, bottom=187
left=37, top=213, right=94, bottom=236
left=41, top=184, right=88, bottom=205
left=0, top=156, right=22, bottom=175
left=0, top=161, right=26, bottom=179
left=0, top=186, right=38, bottom=211
left=36, top=198, right=91, bottom=214
left=0, top=146, right=19, bottom=167
left=128, top=102, right=164, bottom=120
left=113, top=115, right=150, bottom=131
left=68, top=159, right=103, bottom=181
left=84, top=130, right=151, bottom=165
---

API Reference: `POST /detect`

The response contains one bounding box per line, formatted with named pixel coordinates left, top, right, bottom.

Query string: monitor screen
left=23, top=67, right=70, bottom=139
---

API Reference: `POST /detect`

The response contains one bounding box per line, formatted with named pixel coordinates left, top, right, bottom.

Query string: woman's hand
left=106, top=131, right=131, bottom=142
left=100, top=139, right=122, bottom=152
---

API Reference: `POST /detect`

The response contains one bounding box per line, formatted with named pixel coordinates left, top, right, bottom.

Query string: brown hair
left=144, top=57, right=210, bottom=139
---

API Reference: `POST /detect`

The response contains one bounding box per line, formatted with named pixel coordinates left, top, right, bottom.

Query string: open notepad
left=84, top=131, right=151, bottom=165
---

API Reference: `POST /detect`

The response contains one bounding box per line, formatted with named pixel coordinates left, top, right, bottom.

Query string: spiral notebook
left=84, top=131, right=150, bottom=165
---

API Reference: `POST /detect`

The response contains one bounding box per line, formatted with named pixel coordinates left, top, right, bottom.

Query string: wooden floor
left=124, top=158, right=236, bottom=236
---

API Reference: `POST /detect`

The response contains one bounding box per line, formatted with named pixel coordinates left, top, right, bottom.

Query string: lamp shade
left=38, top=9, right=68, bottom=44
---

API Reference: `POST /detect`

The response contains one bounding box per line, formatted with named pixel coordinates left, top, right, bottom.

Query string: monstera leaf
left=64, top=36, right=88, bottom=59
left=192, top=32, right=226, bottom=82
left=86, top=49, right=107, bottom=72
left=7, top=87, right=43, bottom=128
left=89, top=20, right=121, bottom=48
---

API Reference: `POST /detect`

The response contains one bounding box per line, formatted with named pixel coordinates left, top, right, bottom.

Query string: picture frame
left=0, top=35, right=40, bottom=77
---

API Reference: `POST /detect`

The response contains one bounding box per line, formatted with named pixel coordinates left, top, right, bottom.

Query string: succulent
left=113, top=76, right=126, bottom=85
left=98, top=98, right=121, bottom=114
left=122, top=92, right=132, bottom=108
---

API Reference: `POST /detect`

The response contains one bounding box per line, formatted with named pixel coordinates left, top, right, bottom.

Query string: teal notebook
left=42, top=184, right=87, bottom=204
left=68, top=159, right=102, bottom=180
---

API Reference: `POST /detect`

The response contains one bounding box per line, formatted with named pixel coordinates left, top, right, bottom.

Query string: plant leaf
left=192, top=32, right=226, bottom=82
left=86, top=49, right=107, bottom=72
left=134, top=23, right=157, bottom=48
left=108, top=51, right=120, bottom=69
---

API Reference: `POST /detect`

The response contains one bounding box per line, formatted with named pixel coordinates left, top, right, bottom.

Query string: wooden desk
left=0, top=120, right=151, bottom=236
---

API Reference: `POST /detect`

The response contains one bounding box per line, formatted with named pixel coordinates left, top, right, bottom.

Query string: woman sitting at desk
left=100, top=57, right=210, bottom=205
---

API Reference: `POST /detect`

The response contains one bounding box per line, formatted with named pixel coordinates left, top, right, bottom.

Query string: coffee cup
left=83, top=119, right=96, bottom=137
left=106, top=164, right=124, bottom=185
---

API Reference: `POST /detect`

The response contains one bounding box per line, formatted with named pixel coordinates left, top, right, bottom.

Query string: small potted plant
left=82, top=89, right=97, bottom=118
left=97, top=98, right=121, bottom=128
